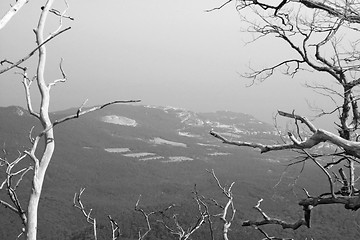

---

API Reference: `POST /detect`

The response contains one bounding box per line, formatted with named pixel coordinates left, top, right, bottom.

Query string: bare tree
left=73, top=188, right=99, bottom=240
left=141, top=170, right=236, bottom=240
left=155, top=188, right=210, bottom=240
left=209, top=0, right=360, bottom=238
left=205, top=169, right=236, bottom=240
left=0, top=1, right=139, bottom=239
left=73, top=188, right=122, bottom=240
left=71, top=169, right=238, bottom=240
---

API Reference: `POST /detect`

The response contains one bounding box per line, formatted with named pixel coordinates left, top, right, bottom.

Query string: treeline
left=67, top=200, right=359, bottom=240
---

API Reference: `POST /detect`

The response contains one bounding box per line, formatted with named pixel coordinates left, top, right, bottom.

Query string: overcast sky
left=0, top=0, right=336, bottom=128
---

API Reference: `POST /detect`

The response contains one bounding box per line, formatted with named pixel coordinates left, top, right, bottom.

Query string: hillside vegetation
left=1, top=105, right=359, bottom=239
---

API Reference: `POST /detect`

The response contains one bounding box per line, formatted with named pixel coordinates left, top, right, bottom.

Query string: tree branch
left=211, top=110, right=360, bottom=158
left=0, top=26, right=71, bottom=75
left=206, top=169, right=236, bottom=240
left=205, top=0, right=233, bottom=12
left=40, top=100, right=141, bottom=136
left=134, top=195, right=155, bottom=240
left=108, top=215, right=121, bottom=240
left=0, top=153, right=29, bottom=226
left=0, top=0, right=29, bottom=30
left=242, top=198, right=307, bottom=230
left=73, top=188, right=98, bottom=240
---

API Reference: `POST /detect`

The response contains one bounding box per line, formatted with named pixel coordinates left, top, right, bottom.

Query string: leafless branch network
left=108, top=215, right=121, bottom=240
left=0, top=151, right=30, bottom=229
left=73, top=188, right=98, bottom=240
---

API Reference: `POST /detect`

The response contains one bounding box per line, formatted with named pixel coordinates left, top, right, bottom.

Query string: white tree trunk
left=25, top=1, right=55, bottom=239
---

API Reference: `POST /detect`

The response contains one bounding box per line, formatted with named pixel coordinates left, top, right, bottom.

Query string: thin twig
left=0, top=27, right=71, bottom=75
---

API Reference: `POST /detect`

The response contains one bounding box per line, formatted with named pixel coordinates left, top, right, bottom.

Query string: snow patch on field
left=104, top=148, right=130, bottom=153
left=163, top=156, right=193, bottom=163
left=208, top=152, right=231, bottom=156
left=123, top=152, right=155, bottom=158
left=197, top=143, right=219, bottom=147
left=150, top=137, right=187, bottom=147
left=139, top=156, right=165, bottom=161
left=177, top=111, right=204, bottom=126
left=102, top=115, right=137, bottom=127
left=258, top=158, right=280, bottom=163
left=16, top=107, right=24, bottom=116
left=178, top=131, right=200, bottom=138
left=103, top=144, right=193, bottom=163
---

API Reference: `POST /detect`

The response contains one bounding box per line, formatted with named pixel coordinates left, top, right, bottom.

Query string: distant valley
left=0, top=104, right=359, bottom=240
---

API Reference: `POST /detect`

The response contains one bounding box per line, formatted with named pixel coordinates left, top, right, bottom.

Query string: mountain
left=0, top=105, right=358, bottom=240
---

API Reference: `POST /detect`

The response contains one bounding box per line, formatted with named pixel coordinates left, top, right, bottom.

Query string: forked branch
left=255, top=226, right=294, bottom=240
left=156, top=186, right=211, bottom=240
left=73, top=188, right=98, bottom=240
left=208, top=0, right=360, bottom=23
left=108, top=215, right=121, bottom=240
left=134, top=195, right=156, bottom=240
left=0, top=27, right=71, bottom=75
left=206, top=169, right=236, bottom=240
left=0, top=153, right=30, bottom=227
left=242, top=199, right=307, bottom=230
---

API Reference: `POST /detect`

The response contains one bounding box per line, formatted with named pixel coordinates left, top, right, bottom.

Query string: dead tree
left=206, top=169, right=236, bottom=240
left=155, top=170, right=236, bottom=240
left=209, top=0, right=360, bottom=238
left=0, top=1, right=139, bottom=239
left=155, top=190, right=210, bottom=240
left=73, top=188, right=122, bottom=240
left=72, top=168, right=237, bottom=240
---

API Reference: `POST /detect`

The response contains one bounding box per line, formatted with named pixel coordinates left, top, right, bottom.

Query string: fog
left=0, top=0, right=335, bottom=129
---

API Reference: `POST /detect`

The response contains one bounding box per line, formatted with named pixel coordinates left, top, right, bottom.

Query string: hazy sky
left=0, top=0, right=336, bottom=127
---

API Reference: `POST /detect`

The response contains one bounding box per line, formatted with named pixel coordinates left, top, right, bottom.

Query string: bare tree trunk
left=25, top=1, right=55, bottom=239
left=1, top=1, right=140, bottom=239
